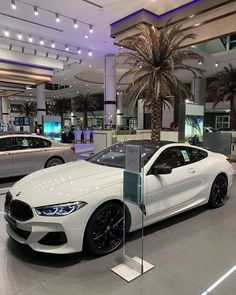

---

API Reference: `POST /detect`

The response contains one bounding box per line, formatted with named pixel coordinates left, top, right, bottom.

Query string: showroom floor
left=0, top=178, right=235, bottom=295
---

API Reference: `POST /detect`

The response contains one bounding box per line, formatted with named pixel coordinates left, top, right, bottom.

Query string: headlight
left=35, top=201, right=87, bottom=217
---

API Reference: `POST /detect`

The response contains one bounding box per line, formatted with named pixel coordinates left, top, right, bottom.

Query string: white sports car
left=4, top=140, right=234, bottom=256
left=0, top=134, right=77, bottom=178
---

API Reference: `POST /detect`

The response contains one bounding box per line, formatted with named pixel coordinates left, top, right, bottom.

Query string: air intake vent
left=9, top=200, right=33, bottom=221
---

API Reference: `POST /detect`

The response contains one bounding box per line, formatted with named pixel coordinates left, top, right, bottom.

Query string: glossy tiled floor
left=0, top=178, right=236, bottom=295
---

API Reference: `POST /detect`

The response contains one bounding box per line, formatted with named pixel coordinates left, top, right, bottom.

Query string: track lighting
left=77, top=48, right=81, bottom=54
left=55, top=13, right=60, bottom=23
left=89, top=25, right=93, bottom=33
left=73, top=19, right=78, bottom=29
left=65, top=45, right=69, bottom=51
left=11, top=0, right=16, bottom=10
left=34, top=6, right=38, bottom=16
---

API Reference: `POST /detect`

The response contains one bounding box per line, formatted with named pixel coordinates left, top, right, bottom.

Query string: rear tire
left=45, top=157, right=64, bottom=168
left=208, top=175, right=228, bottom=208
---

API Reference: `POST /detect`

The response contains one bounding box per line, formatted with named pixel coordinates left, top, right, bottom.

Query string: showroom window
left=0, top=138, right=12, bottom=151
left=215, top=115, right=230, bottom=129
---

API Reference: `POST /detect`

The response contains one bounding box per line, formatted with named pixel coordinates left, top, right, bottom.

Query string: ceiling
left=0, top=0, right=235, bottom=101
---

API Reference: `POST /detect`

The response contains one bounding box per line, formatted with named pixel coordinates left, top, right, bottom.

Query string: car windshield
left=87, top=141, right=160, bottom=168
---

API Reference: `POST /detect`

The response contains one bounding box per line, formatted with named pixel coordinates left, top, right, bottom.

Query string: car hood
left=10, top=160, right=123, bottom=207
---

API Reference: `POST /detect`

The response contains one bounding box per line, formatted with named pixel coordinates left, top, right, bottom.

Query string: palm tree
left=20, top=101, right=36, bottom=132
left=51, top=98, right=71, bottom=125
left=117, top=21, right=204, bottom=141
left=208, top=63, right=236, bottom=130
left=72, top=92, right=99, bottom=129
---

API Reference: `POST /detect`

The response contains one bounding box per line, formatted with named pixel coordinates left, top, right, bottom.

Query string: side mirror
left=152, top=164, right=172, bottom=175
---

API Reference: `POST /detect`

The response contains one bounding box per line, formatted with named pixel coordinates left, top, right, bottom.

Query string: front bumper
left=5, top=206, right=90, bottom=254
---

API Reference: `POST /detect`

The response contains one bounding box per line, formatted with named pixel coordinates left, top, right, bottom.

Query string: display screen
left=43, top=121, right=62, bottom=142
left=185, top=115, right=203, bottom=142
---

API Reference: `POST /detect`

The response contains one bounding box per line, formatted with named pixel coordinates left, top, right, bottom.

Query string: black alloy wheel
left=208, top=175, right=228, bottom=208
left=85, top=202, right=128, bottom=256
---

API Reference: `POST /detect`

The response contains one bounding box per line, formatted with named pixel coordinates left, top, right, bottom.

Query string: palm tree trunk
left=230, top=99, right=236, bottom=130
left=151, top=82, right=162, bottom=142
left=84, top=111, right=88, bottom=129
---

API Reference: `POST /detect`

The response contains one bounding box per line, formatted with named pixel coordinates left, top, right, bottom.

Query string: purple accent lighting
left=111, top=0, right=201, bottom=27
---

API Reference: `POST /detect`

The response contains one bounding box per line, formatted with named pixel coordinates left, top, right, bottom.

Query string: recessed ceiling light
left=4, top=30, right=10, bottom=37
left=17, top=33, right=22, bottom=40
left=85, top=35, right=88, bottom=39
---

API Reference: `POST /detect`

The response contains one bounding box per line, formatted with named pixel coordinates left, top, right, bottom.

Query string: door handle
left=188, top=168, right=196, bottom=174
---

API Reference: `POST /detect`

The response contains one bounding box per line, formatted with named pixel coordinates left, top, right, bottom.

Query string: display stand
left=111, top=145, right=154, bottom=282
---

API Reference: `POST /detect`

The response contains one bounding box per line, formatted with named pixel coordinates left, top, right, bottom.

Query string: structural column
left=116, top=92, right=123, bottom=127
left=137, top=99, right=144, bottom=129
left=37, top=84, right=46, bottom=126
left=2, top=97, right=9, bottom=125
left=104, top=54, right=116, bottom=128
left=191, top=78, right=206, bottom=105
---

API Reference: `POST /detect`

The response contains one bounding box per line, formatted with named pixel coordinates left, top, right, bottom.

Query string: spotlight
left=51, top=41, right=55, bottom=48
left=77, top=48, right=81, bottom=54
left=55, top=13, right=60, bottom=23
left=85, top=35, right=88, bottom=39
left=215, top=62, right=219, bottom=67
left=28, top=36, right=33, bottom=43
left=39, top=39, right=44, bottom=45
left=34, top=6, right=39, bottom=16
left=73, top=19, right=78, bottom=29
left=11, top=0, right=16, bottom=10
left=88, top=50, right=92, bottom=57
left=198, top=61, right=202, bottom=65
left=4, top=30, right=10, bottom=37
left=89, top=25, right=93, bottom=33
left=65, top=45, right=69, bottom=51
left=17, top=33, right=22, bottom=40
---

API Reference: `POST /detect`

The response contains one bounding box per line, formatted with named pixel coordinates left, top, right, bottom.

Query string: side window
left=154, top=147, right=191, bottom=169
left=0, top=138, right=12, bottom=151
left=187, top=147, right=208, bottom=163
left=38, top=138, right=52, bottom=148
left=15, top=137, right=34, bottom=150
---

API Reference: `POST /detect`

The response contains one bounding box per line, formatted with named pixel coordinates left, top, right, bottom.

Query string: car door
left=0, top=137, right=13, bottom=177
left=144, top=146, right=205, bottom=222
left=12, top=136, right=48, bottom=175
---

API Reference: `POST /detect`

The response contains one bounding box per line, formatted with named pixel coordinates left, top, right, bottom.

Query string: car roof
left=0, top=133, right=52, bottom=141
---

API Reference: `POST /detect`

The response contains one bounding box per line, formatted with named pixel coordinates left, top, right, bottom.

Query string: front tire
left=208, top=175, right=228, bottom=208
left=85, top=202, right=129, bottom=256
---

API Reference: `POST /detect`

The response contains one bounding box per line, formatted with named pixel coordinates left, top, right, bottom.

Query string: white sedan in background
left=0, top=134, right=77, bottom=178
left=4, top=140, right=234, bottom=256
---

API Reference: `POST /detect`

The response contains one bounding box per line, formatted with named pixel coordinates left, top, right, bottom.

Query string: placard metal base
left=111, top=256, right=154, bottom=282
